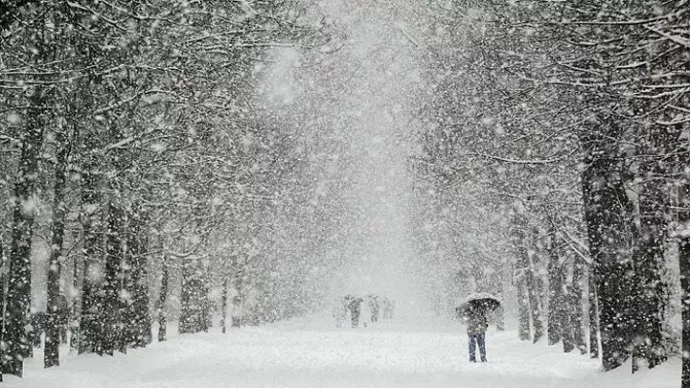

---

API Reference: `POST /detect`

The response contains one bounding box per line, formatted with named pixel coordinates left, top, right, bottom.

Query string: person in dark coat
left=463, top=306, right=488, bottom=362
left=348, top=297, right=362, bottom=328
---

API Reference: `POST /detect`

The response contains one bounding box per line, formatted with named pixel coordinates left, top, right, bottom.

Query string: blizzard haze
left=256, top=0, right=429, bottom=314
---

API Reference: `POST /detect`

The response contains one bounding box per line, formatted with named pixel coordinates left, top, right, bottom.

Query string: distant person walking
left=348, top=297, right=362, bottom=328
left=463, top=306, right=488, bottom=362
left=369, top=296, right=380, bottom=323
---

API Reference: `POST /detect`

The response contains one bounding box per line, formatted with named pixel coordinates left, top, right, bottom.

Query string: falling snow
left=0, top=0, right=688, bottom=387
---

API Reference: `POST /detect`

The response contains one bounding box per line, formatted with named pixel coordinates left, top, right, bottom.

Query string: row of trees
left=0, top=0, right=336, bottom=380
left=410, top=0, right=689, bottom=383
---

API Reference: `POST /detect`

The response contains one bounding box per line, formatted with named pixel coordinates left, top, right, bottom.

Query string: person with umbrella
left=458, top=292, right=501, bottom=363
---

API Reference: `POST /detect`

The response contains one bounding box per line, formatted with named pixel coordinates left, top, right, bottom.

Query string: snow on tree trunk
left=179, top=258, right=209, bottom=334
left=126, top=210, right=151, bottom=348
left=571, top=257, right=587, bottom=354
left=0, top=236, right=5, bottom=382
left=561, top=286, right=575, bottom=353
left=580, top=118, right=636, bottom=371
left=2, top=120, right=44, bottom=377
left=513, top=214, right=532, bottom=341
left=526, top=261, right=544, bottom=343
left=70, top=244, right=79, bottom=352
left=631, top=126, right=672, bottom=372
left=588, top=270, right=600, bottom=359
left=45, top=128, right=71, bottom=368
left=560, top=260, right=576, bottom=353
left=78, top=156, right=103, bottom=355
left=517, top=271, right=531, bottom=341
left=221, top=278, right=228, bottom=334
left=679, top=177, right=690, bottom=388
left=547, top=227, right=564, bottom=346
left=103, top=203, right=125, bottom=356
left=157, top=255, right=169, bottom=342
left=526, top=228, right=545, bottom=344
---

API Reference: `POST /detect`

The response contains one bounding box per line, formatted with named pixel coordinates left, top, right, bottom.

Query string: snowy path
left=3, top=316, right=677, bottom=388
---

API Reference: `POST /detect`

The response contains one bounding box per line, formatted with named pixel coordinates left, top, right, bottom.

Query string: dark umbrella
left=456, top=292, right=501, bottom=317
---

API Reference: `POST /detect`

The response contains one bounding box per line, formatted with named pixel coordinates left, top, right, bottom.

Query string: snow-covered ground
left=3, top=315, right=678, bottom=388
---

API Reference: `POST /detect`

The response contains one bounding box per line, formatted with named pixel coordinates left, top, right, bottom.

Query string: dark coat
left=464, top=308, right=488, bottom=335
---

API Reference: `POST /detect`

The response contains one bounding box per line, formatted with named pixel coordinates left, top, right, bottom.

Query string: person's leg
left=468, top=334, right=477, bottom=362
left=477, top=333, right=487, bottom=362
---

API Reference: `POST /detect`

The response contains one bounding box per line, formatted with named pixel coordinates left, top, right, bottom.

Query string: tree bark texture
left=127, top=212, right=151, bottom=348
left=44, top=128, right=71, bottom=368
left=102, top=203, right=125, bottom=356
left=70, top=239, right=80, bottom=351
left=2, top=122, right=44, bottom=377
left=571, top=257, right=587, bottom=354
left=513, top=217, right=531, bottom=341
left=513, top=215, right=532, bottom=341
left=526, top=230, right=544, bottom=343
left=0, top=237, right=5, bottom=382
left=588, top=269, right=600, bottom=359
left=679, top=178, right=690, bottom=388
left=179, top=259, right=209, bottom=334
left=157, top=255, right=169, bottom=342
left=78, top=156, right=103, bottom=355
left=547, top=229, right=564, bottom=346
left=632, top=126, right=671, bottom=372
left=580, top=119, right=636, bottom=370
left=221, top=277, right=228, bottom=334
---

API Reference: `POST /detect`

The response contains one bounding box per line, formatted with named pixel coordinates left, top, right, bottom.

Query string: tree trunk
left=44, top=128, right=71, bottom=368
left=157, top=255, right=169, bottom=342
left=526, top=232, right=544, bottom=343
left=120, top=220, right=134, bottom=353
left=118, top=210, right=133, bottom=352
left=0, top=237, right=5, bottom=383
left=78, top=158, right=103, bottom=355
left=517, top=274, right=530, bottom=340
left=560, top=260, right=575, bottom=353
left=547, top=228, right=564, bottom=346
left=2, top=122, right=44, bottom=377
left=180, top=259, right=208, bottom=334
left=200, top=268, right=210, bottom=333
left=128, top=210, right=151, bottom=348
left=571, top=257, right=587, bottom=354
left=588, top=269, right=600, bottom=359
left=561, top=289, right=575, bottom=353
left=179, top=258, right=193, bottom=333
left=513, top=218, right=531, bottom=341
left=221, top=277, right=228, bottom=334
left=103, top=203, right=125, bottom=356
left=70, top=241, right=80, bottom=351
left=632, top=127, right=671, bottom=372
left=679, top=177, right=690, bottom=388
left=581, top=125, right=635, bottom=370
